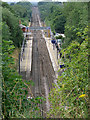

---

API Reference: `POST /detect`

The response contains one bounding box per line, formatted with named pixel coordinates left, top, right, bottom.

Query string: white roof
left=23, top=33, right=32, bottom=36
left=19, top=24, right=26, bottom=28
left=26, top=32, right=32, bottom=35
left=55, top=33, right=65, bottom=37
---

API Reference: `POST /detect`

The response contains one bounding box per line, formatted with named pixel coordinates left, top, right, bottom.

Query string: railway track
left=20, top=7, right=55, bottom=117
left=30, top=7, right=55, bottom=117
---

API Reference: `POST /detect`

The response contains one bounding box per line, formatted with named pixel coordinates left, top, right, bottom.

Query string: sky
left=2, top=0, right=67, bottom=3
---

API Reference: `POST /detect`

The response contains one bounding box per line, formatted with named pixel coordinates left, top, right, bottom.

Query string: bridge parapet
left=29, top=26, right=50, bottom=30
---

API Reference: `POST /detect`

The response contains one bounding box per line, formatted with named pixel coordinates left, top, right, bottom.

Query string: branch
left=10, top=81, right=19, bottom=95
left=66, top=86, right=76, bottom=99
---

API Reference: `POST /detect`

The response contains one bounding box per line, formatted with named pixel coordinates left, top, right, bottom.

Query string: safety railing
left=20, top=37, right=26, bottom=61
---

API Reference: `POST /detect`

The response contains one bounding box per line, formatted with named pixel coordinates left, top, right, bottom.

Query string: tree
left=10, top=2, right=32, bottom=26
left=2, top=22, right=10, bottom=41
left=53, top=15, right=66, bottom=33
left=38, top=2, right=66, bottom=33
left=2, top=7, right=23, bottom=47
left=62, top=2, right=88, bottom=48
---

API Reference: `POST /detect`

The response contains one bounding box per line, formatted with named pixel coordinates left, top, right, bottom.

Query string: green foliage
left=2, top=22, right=10, bottom=41
left=2, top=6, right=24, bottom=47
left=38, top=2, right=66, bottom=33
left=55, top=35, right=63, bottom=39
left=53, top=15, right=66, bottom=33
left=2, top=39, right=44, bottom=118
left=11, top=4, right=27, bottom=18
left=47, top=24, right=88, bottom=118
left=2, top=2, right=15, bottom=14
left=10, top=2, right=32, bottom=26
left=62, top=2, right=88, bottom=48
left=2, top=1, right=32, bottom=47
left=2, top=1, right=44, bottom=118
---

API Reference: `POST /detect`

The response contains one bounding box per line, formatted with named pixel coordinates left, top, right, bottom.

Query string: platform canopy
left=23, top=32, right=32, bottom=37
left=26, top=32, right=32, bottom=35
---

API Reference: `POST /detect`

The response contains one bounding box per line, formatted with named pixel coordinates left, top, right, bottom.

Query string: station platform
left=42, top=33, right=60, bottom=78
left=20, top=37, right=33, bottom=79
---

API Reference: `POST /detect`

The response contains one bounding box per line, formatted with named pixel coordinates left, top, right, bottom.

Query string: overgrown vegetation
left=2, top=39, right=43, bottom=117
left=1, top=1, right=44, bottom=118
left=48, top=28, right=88, bottom=118
left=39, top=2, right=89, bottom=118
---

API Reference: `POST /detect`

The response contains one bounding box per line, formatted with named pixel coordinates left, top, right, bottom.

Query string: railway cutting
left=20, top=7, right=55, bottom=117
